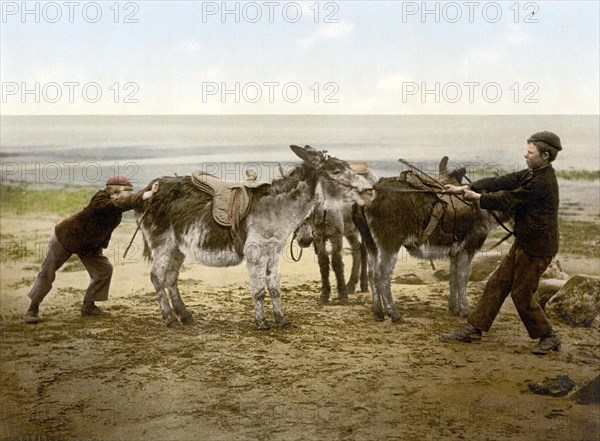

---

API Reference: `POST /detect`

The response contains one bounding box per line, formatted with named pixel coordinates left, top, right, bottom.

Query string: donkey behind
left=353, top=157, right=510, bottom=323
left=294, top=165, right=377, bottom=304
left=137, top=145, right=374, bottom=329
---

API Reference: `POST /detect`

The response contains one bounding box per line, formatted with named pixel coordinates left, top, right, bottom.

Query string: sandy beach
left=0, top=179, right=598, bottom=441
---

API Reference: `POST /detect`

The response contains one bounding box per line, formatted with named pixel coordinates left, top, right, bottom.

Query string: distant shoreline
left=2, top=115, right=598, bottom=173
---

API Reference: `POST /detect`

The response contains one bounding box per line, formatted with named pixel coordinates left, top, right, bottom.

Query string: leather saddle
left=191, top=170, right=269, bottom=255
left=399, top=156, right=475, bottom=245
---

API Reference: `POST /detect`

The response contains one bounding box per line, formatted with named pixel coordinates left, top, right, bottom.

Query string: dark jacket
left=470, top=165, right=559, bottom=257
left=55, top=190, right=144, bottom=255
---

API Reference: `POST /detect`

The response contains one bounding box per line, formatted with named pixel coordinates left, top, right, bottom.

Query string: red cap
left=106, top=176, right=133, bottom=187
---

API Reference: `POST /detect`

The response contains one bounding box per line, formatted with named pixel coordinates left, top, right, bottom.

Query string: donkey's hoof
left=278, top=319, right=294, bottom=329
left=166, top=318, right=181, bottom=329
left=391, top=315, right=405, bottom=324
left=360, top=285, right=369, bottom=293
left=256, top=320, right=270, bottom=331
left=459, top=306, right=471, bottom=317
left=346, top=284, right=356, bottom=295
left=373, top=311, right=385, bottom=322
left=337, top=296, right=349, bottom=304
left=450, top=306, right=471, bottom=317
left=319, top=295, right=330, bottom=304
left=180, top=314, right=196, bottom=326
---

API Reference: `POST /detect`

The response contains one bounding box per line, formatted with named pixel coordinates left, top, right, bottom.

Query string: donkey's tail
left=134, top=179, right=160, bottom=262
left=129, top=207, right=153, bottom=262
left=141, top=233, right=152, bottom=262
left=352, top=204, right=377, bottom=256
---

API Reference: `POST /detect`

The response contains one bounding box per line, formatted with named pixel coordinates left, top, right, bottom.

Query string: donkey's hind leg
left=449, top=250, right=473, bottom=316
left=359, top=241, right=369, bottom=292
left=375, top=249, right=403, bottom=323
left=150, top=251, right=179, bottom=328
left=265, top=252, right=292, bottom=328
left=165, top=249, right=195, bottom=325
left=367, top=251, right=384, bottom=321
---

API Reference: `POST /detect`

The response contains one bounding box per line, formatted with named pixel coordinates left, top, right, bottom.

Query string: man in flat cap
left=441, top=131, right=562, bottom=355
left=24, top=177, right=159, bottom=324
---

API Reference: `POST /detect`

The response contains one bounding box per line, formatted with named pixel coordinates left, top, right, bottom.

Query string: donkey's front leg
left=449, top=250, right=473, bottom=316
left=330, top=236, right=347, bottom=302
left=245, top=244, right=270, bottom=330
left=266, top=252, right=292, bottom=328
left=345, top=233, right=362, bottom=295
left=314, top=238, right=332, bottom=304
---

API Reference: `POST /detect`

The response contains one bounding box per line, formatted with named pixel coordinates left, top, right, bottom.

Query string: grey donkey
left=136, top=145, right=375, bottom=329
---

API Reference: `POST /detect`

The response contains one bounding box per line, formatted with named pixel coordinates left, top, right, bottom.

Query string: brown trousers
left=28, top=232, right=113, bottom=305
left=468, top=242, right=553, bottom=339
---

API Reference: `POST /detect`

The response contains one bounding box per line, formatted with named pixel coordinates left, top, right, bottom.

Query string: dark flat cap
left=527, top=131, right=562, bottom=151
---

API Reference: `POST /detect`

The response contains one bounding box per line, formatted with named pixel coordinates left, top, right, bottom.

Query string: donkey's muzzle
left=359, top=187, right=375, bottom=205
left=296, top=237, right=313, bottom=248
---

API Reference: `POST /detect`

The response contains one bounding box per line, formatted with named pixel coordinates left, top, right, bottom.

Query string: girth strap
left=229, top=188, right=244, bottom=256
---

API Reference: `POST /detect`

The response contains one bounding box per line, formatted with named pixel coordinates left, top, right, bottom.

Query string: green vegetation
left=555, top=169, right=600, bottom=181
left=559, top=219, right=600, bottom=258
left=0, top=183, right=95, bottom=217
left=467, top=167, right=600, bottom=181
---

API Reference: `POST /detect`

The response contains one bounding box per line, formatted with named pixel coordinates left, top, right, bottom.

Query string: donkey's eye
left=332, top=169, right=342, bottom=175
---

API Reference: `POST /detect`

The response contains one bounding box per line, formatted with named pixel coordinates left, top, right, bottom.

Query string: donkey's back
left=141, top=176, right=242, bottom=267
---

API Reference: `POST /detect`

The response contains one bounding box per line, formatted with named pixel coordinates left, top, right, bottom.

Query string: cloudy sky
left=1, top=1, right=599, bottom=114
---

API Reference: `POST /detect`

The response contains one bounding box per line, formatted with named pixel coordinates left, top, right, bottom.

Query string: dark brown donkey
left=353, top=157, right=510, bottom=323
left=294, top=165, right=377, bottom=303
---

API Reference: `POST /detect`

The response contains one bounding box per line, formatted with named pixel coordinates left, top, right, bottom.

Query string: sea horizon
left=1, top=114, right=598, bottom=186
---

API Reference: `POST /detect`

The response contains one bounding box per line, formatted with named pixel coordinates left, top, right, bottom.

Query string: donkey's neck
left=250, top=165, right=321, bottom=238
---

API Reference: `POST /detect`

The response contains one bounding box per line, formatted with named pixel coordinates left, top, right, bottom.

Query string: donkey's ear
left=290, top=145, right=321, bottom=167
left=290, top=145, right=306, bottom=159
left=439, top=156, right=449, bottom=176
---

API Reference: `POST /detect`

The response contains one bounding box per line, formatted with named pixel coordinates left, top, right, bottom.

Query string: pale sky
left=1, top=0, right=599, bottom=114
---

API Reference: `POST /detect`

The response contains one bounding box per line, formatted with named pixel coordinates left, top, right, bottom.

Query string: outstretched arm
left=444, top=184, right=469, bottom=194
left=444, top=184, right=481, bottom=201
left=142, top=181, right=160, bottom=201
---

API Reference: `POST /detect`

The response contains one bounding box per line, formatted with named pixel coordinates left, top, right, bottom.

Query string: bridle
left=290, top=201, right=327, bottom=263
left=312, top=150, right=373, bottom=191
left=290, top=230, right=303, bottom=262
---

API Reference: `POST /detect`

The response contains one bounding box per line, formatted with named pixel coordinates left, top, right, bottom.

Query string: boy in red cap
left=441, top=131, right=563, bottom=355
left=24, top=177, right=159, bottom=323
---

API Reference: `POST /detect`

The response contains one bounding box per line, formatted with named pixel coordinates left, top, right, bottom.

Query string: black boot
left=81, top=301, right=112, bottom=318
left=25, top=302, right=40, bottom=324
left=531, top=332, right=561, bottom=355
